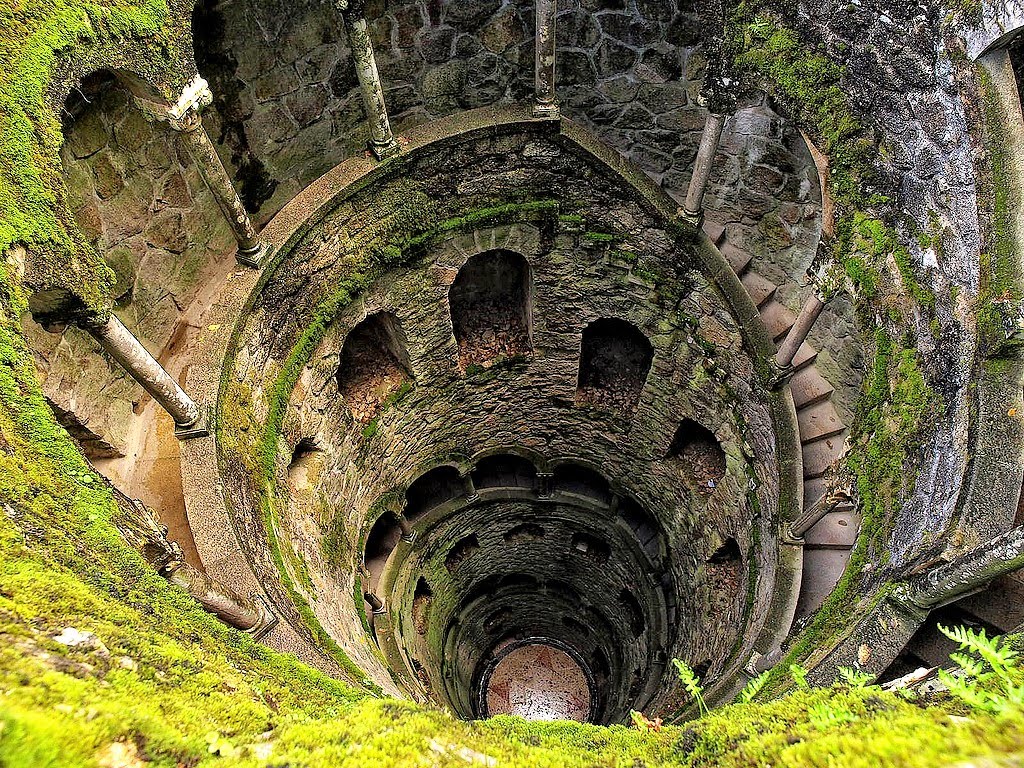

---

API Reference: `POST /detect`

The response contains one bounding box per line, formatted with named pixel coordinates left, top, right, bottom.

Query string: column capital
left=135, top=75, right=213, bottom=132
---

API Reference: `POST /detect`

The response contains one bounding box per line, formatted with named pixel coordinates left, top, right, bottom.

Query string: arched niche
left=575, top=318, right=652, bottom=412
left=363, top=512, right=402, bottom=594
left=471, top=453, right=537, bottom=490
left=337, top=311, right=412, bottom=424
left=552, top=463, right=612, bottom=505
left=404, top=465, right=464, bottom=522
left=666, top=418, right=726, bottom=492
left=448, top=249, right=533, bottom=370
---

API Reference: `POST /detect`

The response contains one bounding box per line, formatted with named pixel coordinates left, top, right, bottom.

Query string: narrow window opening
left=503, top=522, right=545, bottom=542
left=445, top=534, right=480, bottom=573
left=413, top=577, right=433, bottom=636
left=617, top=588, right=645, bottom=638
left=287, top=438, right=323, bottom=493
left=571, top=532, right=611, bottom=563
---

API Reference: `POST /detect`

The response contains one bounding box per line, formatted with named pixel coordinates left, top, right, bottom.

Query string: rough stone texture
left=777, top=1, right=986, bottom=570
left=23, top=74, right=235, bottom=456
left=218, top=126, right=786, bottom=707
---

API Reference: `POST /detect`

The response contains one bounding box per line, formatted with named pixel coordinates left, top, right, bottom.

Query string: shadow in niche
left=705, top=538, right=744, bottom=615
left=575, top=318, right=653, bottom=413
left=286, top=438, right=322, bottom=493
left=337, top=312, right=412, bottom=424
left=471, top=453, right=537, bottom=490
left=552, top=463, right=612, bottom=505
left=616, top=499, right=661, bottom=561
left=404, top=465, right=464, bottom=522
left=449, top=249, right=533, bottom=371
left=363, top=512, right=401, bottom=596
left=445, top=534, right=480, bottom=574
left=666, top=418, right=726, bottom=494
left=412, top=577, right=433, bottom=636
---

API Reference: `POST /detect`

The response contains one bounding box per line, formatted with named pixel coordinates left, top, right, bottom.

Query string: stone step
left=802, top=434, right=846, bottom=479
left=797, top=400, right=846, bottom=443
left=758, top=300, right=796, bottom=342
left=740, top=271, right=778, bottom=309
left=790, top=342, right=819, bottom=373
left=720, top=242, right=753, bottom=274
left=703, top=219, right=727, bottom=246
left=803, top=476, right=829, bottom=510
left=795, top=548, right=852, bottom=618
left=790, top=366, right=835, bottom=409
left=804, top=510, right=861, bottom=549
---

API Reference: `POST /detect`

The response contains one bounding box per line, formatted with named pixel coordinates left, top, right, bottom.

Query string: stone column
left=776, top=292, right=827, bottom=370
left=899, top=526, right=1024, bottom=612
left=337, top=2, right=400, bottom=159
left=396, top=512, right=416, bottom=543
left=364, top=589, right=387, bottom=615
left=83, top=314, right=208, bottom=439
left=536, top=472, right=554, bottom=499
left=138, top=76, right=271, bottom=268
left=533, top=0, right=559, bottom=118
left=789, top=480, right=854, bottom=539
left=462, top=473, right=480, bottom=502
left=113, top=491, right=276, bottom=637
left=774, top=239, right=836, bottom=385
left=682, top=112, right=726, bottom=223
left=165, top=560, right=276, bottom=634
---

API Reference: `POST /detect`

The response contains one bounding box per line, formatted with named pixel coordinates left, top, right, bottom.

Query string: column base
left=532, top=101, right=560, bottom=120
left=245, top=594, right=280, bottom=641
left=175, top=405, right=211, bottom=441
left=769, top=360, right=796, bottom=390
left=678, top=207, right=704, bottom=227
left=370, top=138, right=401, bottom=160
left=400, top=531, right=417, bottom=544
left=236, top=241, right=273, bottom=269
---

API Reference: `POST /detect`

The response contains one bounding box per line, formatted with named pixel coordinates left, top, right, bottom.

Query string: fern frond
left=736, top=670, right=770, bottom=704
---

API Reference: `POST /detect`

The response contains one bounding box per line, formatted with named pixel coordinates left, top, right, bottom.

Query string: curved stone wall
left=214, top=112, right=802, bottom=718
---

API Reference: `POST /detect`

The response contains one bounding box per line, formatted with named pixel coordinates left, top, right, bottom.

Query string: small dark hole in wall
left=287, top=438, right=322, bottom=492
left=411, top=657, right=432, bottom=691
left=575, top=318, right=653, bottom=412
left=706, top=538, right=744, bottom=613
left=571, top=532, right=611, bottom=563
left=445, top=534, right=480, bottom=573
left=618, top=588, right=645, bottom=637
left=693, top=660, right=711, bottom=682
left=666, top=418, right=726, bottom=493
left=503, top=522, right=545, bottom=542
left=413, top=577, right=433, bottom=635
left=709, top=538, right=742, bottom=564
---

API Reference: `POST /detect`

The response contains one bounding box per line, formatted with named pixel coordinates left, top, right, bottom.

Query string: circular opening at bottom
left=479, top=640, right=594, bottom=722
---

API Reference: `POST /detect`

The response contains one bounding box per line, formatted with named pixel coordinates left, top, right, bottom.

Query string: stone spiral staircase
left=703, top=219, right=858, bottom=619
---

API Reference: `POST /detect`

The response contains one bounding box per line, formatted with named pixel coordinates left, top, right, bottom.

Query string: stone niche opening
left=448, top=249, right=533, bottom=370
left=412, top=577, right=433, bottom=636
left=337, top=311, right=412, bottom=424
left=706, top=538, right=744, bottom=612
left=471, top=453, right=538, bottom=490
left=287, top=438, right=323, bottom=493
left=553, top=463, right=613, bottom=505
left=404, top=465, right=465, bottom=522
left=575, top=319, right=653, bottom=413
left=666, top=418, right=726, bottom=493
left=364, top=512, right=402, bottom=598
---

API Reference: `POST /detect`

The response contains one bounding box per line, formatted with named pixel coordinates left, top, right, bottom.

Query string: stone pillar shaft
left=463, top=473, right=479, bottom=502
left=397, top=513, right=416, bottom=543
left=684, top=113, right=726, bottom=219
left=165, top=561, right=267, bottom=631
left=776, top=292, right=826, bottom=369
left=178, top=121, right=266, bottom=263
left=85, top=315, right=201, bottom=430
left=533, top=0, right=559, bottom=118
left=905, top=526, right=1024, bottom=611
left=343, top=12, right=399, bottom=158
